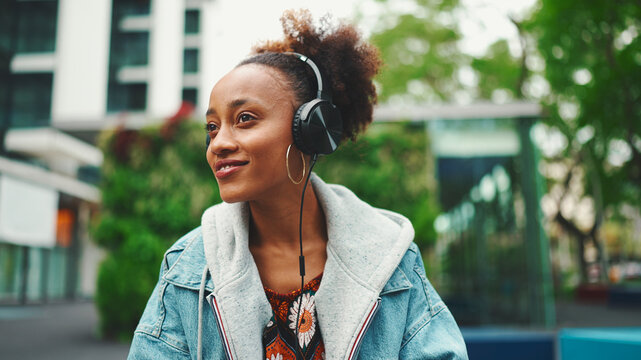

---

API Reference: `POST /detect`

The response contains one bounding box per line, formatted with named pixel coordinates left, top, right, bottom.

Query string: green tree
left=315, top=122, right=439, bottom=249
left=359, top=0, right=466, bottom=255
left=93, top=114, right=220, bottom=340
left=527, top=0, right=641, bottom=282
left=471, top=37, right=527, bottom=100
left=368, top=0, right=467, bottom=102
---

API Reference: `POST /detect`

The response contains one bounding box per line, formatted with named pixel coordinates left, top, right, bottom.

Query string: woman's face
left=205, top=64, right=301, bottom=203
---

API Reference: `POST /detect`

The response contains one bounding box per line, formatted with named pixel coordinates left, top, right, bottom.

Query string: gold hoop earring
left=286, top=144, right=306, bottom=184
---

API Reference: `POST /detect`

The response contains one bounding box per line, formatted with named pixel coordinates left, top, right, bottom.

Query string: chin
left=220, top=195, right=245, bottom=204
left=216, top=178, right=284, bottom=204
left=218, top=190, right=245, bottom=204
left=217, top=184, right=255, bottom=204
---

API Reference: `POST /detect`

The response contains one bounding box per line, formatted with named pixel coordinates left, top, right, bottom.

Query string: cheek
left=247, top=136, right=290, bottom=176
left=205, top=147, right=216, bottom=170
left=250, top=137, right=285, bottom=166
left=247, top=121, right=292, bottom=156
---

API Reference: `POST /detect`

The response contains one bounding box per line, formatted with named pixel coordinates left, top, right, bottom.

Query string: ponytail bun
left=246, top=9, right=382, bottom=141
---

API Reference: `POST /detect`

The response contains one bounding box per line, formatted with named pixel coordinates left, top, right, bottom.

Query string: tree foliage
left=315, top=122, right=439, bottom=249
left=526, top=0, right=641, bottom=282
left=369, top=0, right=467, bottom=102
left=528, top=0, right=641, bottom=194
left=93, top=114, right=220, bottom=340
left=471, top=38, right=525, bottom=100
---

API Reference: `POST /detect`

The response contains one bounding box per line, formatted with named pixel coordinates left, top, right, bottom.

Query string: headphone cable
left=294, top=153, right=318, bottom=360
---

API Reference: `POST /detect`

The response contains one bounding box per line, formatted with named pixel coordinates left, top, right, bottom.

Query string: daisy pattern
left=267, top=353, right=283, bottom=360
left=288, top=292, right=317, bottom=348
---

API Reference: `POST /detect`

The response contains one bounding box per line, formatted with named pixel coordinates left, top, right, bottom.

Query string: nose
left=209, top=124, right=238, bottom=155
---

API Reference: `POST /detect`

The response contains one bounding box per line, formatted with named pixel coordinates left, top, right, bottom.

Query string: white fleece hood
left=201, top=174, right=415, bottom=359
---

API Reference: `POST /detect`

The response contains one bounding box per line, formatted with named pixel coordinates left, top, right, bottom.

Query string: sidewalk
left=556, top=299, right=641, bottom=328
left=0, top=301, right=129, bottom=360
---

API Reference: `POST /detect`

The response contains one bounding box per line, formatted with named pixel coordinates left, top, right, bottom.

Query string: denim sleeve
left=399, top=248, right=468, bottom=360
left=128, top=330, right=191, bottom=359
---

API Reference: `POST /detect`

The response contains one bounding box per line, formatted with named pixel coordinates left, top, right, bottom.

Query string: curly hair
left=237, top=9, right=382, bottom=141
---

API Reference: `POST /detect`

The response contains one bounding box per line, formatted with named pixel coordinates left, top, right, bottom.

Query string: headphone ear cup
left=292, top=99, right=342, bottom=155
left=292, top=104, right=312, bottom=154
left=311, top=103, right=342, bottom=155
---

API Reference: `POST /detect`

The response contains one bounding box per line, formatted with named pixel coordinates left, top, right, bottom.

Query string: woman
left=129, top=10, right=467, bottom=360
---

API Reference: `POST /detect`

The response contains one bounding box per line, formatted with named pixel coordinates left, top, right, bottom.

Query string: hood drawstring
left=197, top=265, right=209, bottom=360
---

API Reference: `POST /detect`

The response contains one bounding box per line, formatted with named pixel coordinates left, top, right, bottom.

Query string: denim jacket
left=129, top=175, right=468, bottom=359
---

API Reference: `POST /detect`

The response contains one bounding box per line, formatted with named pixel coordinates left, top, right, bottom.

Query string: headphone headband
left=286, top=52, right=326, bottom=99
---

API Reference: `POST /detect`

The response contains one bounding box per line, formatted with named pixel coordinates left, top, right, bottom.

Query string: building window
left=182, top=88, right=197, bottom=106
left=10, top=73, right=53, bottom=127
left=113, top=0, right=151, bottom=16
left=0, top=72, right=9, bottom=127
left=15, top=0, right=58, bottom=53
left=107, top=83, right=146, bottom=112
left=183, top=49, right=199, bottom=73
left=110, top=32, right=149, bottom=67
left=185, top=10, right=200, bottom=34
left=0, top=2, right=15, bottom=52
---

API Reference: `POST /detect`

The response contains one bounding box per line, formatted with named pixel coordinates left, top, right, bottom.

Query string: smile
left=214, top=159, right=249, bottom=179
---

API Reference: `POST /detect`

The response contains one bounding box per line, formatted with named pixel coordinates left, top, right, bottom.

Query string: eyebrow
left=205, top=98, right=249, bottom=117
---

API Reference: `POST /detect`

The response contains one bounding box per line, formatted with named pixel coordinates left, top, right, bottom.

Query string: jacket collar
left=198, top=174, right=414, bottom=359
left=162, top=229, right=214, bottom=292
left=311, top=174, right=415, bottom=358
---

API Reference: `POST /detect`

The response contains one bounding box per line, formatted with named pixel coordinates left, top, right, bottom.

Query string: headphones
left=206, top=52, right=343, bottom=155
left=289, top=52, right=342, bottom=155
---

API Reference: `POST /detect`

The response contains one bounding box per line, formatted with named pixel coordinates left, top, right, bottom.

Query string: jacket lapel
left=200, top=175, right=414, bottom=359
left=311, top=174, right=415, bottom=359
left=201, top=202, right=272, bottom=360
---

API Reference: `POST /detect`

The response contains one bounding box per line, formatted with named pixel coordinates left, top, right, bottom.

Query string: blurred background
left=0, top=0, right=640, bottom=359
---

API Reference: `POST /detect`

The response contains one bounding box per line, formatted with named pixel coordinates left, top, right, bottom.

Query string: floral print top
left=263, top=274, right=325, bottom=360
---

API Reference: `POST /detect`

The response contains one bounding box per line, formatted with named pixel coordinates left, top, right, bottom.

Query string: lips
left=214, top=159, right=249, bottom=179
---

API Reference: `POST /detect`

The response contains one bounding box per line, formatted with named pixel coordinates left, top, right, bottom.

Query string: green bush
left=93, top=117, right=220, bottom=340
left=93, top=118, right=438, bottom=339
left=315, top=122, right=440, bottom=249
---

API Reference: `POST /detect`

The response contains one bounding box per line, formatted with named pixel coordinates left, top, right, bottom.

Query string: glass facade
left=430, top=117, right=555, bottom=328
left=0, top=244, right=23, bottom=301
left=182, top=88, right=198, bottom=106
left=183, top=48, right=199, bottom=73
left=0, top=2, right=15, bottom=53
left=10, top=73, right=53, bottom=127
left=110, top=32, right=149, bottom=67
left=107, top=0, right=151, bottom=113
left=0, top=238, right=78, bottom=303
left=0, top=72, right=8, bottom=130
left=0, top=1, right=57, bottom=128
left=183, top=8, right=201, bottom=107
left=0, top=202, right=81, bottom=304
left=107, top=83, right=147, bottom=112
left=112, top=0, right=150, bottom=16
left=185, top=9, right=200, bottom=34
left=15, top=0, right=58, bottom=53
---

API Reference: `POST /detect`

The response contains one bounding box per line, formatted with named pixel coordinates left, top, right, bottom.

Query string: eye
left=238, top=113, right=256, bottom=123
left=204, top=122, right=218, bottom=133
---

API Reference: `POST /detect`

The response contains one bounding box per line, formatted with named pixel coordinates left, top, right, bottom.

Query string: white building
left=0, top=0, right=212, bottom=303
left=6, top=0, right=212, bottom=139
